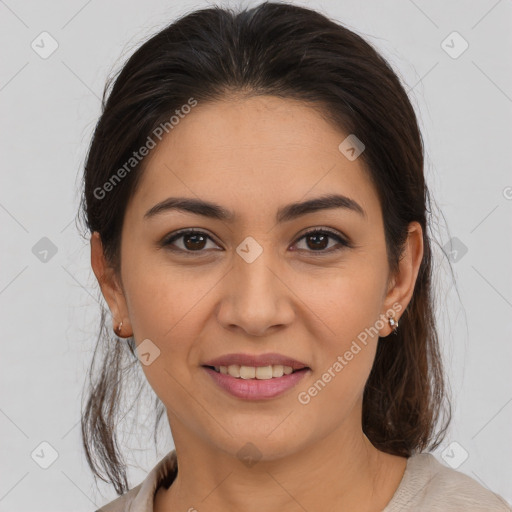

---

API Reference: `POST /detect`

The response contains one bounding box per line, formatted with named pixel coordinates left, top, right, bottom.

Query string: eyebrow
left=143, top=193, right=367, bottom=223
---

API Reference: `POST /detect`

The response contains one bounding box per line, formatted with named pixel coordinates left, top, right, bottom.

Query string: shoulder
left=384, top=452, right=512, bottom=511
left=95, top=483, right=143, bottom=512
left=95, top=450, right=178, bottom=512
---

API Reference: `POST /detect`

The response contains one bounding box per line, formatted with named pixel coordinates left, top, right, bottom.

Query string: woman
left=80, top=2, right=511, bottom=510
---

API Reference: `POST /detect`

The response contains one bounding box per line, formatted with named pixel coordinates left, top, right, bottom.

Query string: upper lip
left=202, top=353, right=310, bottom=370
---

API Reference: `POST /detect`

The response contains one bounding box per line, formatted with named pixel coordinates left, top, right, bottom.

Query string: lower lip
left=202, top=366, right=310, bottom=400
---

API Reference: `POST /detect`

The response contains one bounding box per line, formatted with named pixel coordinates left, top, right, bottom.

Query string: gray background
left=1, top=0, right=511, bottom=510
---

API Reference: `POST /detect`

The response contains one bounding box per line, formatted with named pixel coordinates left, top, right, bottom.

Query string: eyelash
left=161, top=228, right=352, bottom=256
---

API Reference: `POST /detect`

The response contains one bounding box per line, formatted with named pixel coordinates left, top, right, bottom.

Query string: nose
left=216, top=248, right=295, bottom=337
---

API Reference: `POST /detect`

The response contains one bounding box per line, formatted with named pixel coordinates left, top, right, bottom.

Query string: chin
left=209, top=429, right=310, bottom=465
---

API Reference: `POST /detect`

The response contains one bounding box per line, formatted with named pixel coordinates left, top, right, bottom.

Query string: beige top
left=96, top=450, right=511, bottom=511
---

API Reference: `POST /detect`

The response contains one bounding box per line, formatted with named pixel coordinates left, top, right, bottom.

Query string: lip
left=202, top=366, right=311, bottom=400
left=202, top=352, right=310, bottom=370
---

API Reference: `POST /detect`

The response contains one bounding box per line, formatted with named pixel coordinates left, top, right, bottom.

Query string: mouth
left=202, top=352, right=311, bottom=376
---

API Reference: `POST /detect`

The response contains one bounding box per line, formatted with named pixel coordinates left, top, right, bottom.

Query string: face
left=92, top=95, right=422, bottom=461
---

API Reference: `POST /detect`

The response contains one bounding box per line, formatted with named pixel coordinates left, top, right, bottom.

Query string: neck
left=154, top=413, right=407, bottom=512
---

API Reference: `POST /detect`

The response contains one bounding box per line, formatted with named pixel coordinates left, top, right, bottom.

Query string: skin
left=91, top=95, right=423, bottom=512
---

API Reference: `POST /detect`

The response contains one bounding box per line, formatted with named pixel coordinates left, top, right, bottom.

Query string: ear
left=90, top=231, right=132, bottom=337
left=380, top=221, right=424, bottom=337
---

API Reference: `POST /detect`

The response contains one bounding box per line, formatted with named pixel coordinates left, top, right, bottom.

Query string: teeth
left=213, top=364, right=299, bottom=379
left=240, top=365, right=256, bottom=379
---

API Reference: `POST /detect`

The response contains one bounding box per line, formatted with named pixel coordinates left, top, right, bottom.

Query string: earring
left=116, top=321, right=123, bottom=336
left=388, top=316, right=399, bottom=333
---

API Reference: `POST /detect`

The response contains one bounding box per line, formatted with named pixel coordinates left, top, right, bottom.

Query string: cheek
left=122, top=249, right=216, bottom=341
left=292, top=263, right=386, bottom=347
left=290, top=266, right=385, bottom=406
left=295, top=279, right=382, bottom=416
left=120, top=254, right=213, bottom=400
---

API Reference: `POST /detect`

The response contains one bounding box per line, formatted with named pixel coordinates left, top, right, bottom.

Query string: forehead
left=127, top=95, right=381, bottom=225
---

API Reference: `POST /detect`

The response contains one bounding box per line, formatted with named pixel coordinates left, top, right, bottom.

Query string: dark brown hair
left=79, top=1, right=452, bottom=495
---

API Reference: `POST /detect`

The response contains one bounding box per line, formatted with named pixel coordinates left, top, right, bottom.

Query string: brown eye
left=305, top=232, right=329, bottom=250
left=293, top=229, right=350, bottom=254
left=162, top=230, right=220, bottom=253
left=184, top=233, right=206, bottom=250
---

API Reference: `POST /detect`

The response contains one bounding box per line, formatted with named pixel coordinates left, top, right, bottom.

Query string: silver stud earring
left=388, top=316, right=399, bottom=333
left=116, top=321, right=123, bottom=335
